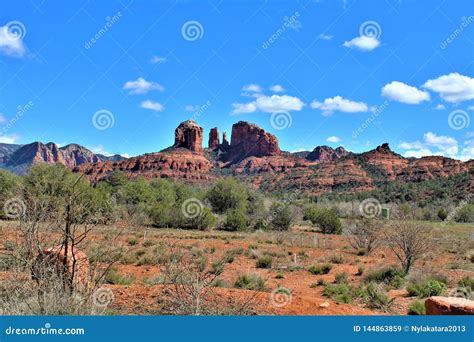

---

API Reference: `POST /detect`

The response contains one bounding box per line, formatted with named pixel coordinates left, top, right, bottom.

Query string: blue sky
left=0, top=0, right=473, bottom=160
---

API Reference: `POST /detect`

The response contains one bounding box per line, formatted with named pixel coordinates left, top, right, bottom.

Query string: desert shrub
left=223, top=208, right=248, bottom=231
left=275, top=273, right=284, bottom=279
left=256, top=256, right=272, bottom=269
left=437, top=208, right=448, bottom=221
left=357, top=266, right=365, bottom=276
left=308, top=263, right=332, bottom=275
left=455, top=204, right=474, bottom=223
left=183, top=207, right=217, bottom=230
left=323, top=283, right=364, bottom=304
left=234, top=274, right=266, bottom=291
left=406, top=279, right=446, bottom=298
left=206, top=178, right=248, bottom=214
left=364, top=283, right=393, bottom=310
left=329, top=254, right=344, bottom=264
left=0, top=169, right=22, bottom=219
left=269, top=202, right=294, bottom=231
left=105, top=268, right=135, bottom=285
left=334, top=272, right=348, bottom=284
left=364, top=266, right=404, bottom=288
left=304, top=206, right=342, bottom=234
left=458, top=276, right=474, bottom=290
left=408, top=300, right=426, bottom=315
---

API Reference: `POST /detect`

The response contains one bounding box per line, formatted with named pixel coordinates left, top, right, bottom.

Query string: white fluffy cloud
left=343, top=35, right=380, bottom=51
left=269, top=85, right=285, bottom=93
left=0, top=25, right=26, bottom=58
left=381, top=81, right=430, bottom=104
left=434, top=104, right=446, bottom=110
left=423, top=73, right=474, bottom=103
left=140, top=100, right=165, bottom=112
left=311, top=96, right=369, bottom=115
left=399, top=132, right=459, bottom=158
left=326, top=136, right=341, bottom=143
left=0, top=134, right=19, bottom=144
left=231, top=95, right=304, bottom=115
left=242, top=84, right=262, bottom=93
left=123, top=77, right=164, bottom=94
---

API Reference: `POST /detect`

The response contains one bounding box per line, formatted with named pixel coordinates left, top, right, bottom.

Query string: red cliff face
left=174, top=120, right=203, bottom=152
left=229, top=121, right=280, bottom=159
left=208, top=127, right=220, bottom=150
left=306, top=146, right=349, bottom=162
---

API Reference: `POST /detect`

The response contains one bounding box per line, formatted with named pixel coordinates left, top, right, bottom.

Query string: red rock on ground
left=425, top=296, right=474, bottom=315
left=31, top=244, right=90, bottom=289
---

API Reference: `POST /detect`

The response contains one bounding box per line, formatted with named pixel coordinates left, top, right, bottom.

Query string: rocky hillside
left=73, top=120, right=474, bottom=196
left=0, top=142, right=124, bottom=175
left=2, top=120, right=473, bottom=196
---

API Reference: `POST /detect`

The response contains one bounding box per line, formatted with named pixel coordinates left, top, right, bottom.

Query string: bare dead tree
left=159, top=244, right=259, bottom=315
left=384, top=221, right=433, bottom=275
left=347, top=219, right=382, bottom=255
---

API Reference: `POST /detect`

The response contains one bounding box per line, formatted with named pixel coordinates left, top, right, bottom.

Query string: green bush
left=408, top=300, right=426, bottom=315
left=455, top=204, right=474, bottom=223
left=304, top=206, right=342, bottom=234
left=364, top=266, right=404, bottom=288
left=334, top=272, right=348, bottom=284
left=308, top=263, right=332, bottom=275
left=269, top=202, right=294, bottom=231
left=437, top=208, right=448, bottom=221
left=407, top=279, right=446, bottom=298
left=206, top=178, right=248, bottom=214
left=323, top=283, right=365, bottom=304
left=365, top=283, right=393, bottom=310
left=234, top=274, right=266, bottom=291
left=458, top=276, right=474, bottom=290
left=256, top=256, right=272, bottom=269
left=223, top=208, right=248, bottom=231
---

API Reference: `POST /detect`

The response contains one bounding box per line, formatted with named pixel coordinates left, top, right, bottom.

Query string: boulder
left=32, top=244, right=90, bottom=289
left=174, top=120, right=203, bottom=152
left=425, top=296, right=474, bottom=315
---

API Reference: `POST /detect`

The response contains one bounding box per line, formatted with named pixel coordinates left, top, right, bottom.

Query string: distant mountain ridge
left=0, top=141, right=124, bottom=175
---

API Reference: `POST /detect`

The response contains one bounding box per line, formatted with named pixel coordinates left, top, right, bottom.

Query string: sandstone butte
left=73, top=120, right=474, bottom=196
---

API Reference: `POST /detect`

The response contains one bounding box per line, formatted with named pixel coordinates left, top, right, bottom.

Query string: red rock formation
left=76, top=149, right=214, bottom=184
left=222, top=132, right=229, bottom=146
left=174, top=120, right=203, bottom=152
left=32, top=245, right=90, bottom=289
left=229, top=121, right=280, bottom=159
left=306, top=146, right=349, bottom=162
left=208, top=127, right=220, bottom=150
left=425, top=296, right=474, bottom=315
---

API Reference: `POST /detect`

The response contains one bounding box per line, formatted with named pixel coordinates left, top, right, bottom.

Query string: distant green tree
left=206, top=178, right=248, bottom=213
left=304, top=206, right=342, bottom=234
left=269, top=202, right=294, bottom=231
left=223, top=208, right=248, bottom=231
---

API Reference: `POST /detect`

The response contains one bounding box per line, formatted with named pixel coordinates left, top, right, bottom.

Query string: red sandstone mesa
left=208, top=127, right=220, bottom=150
